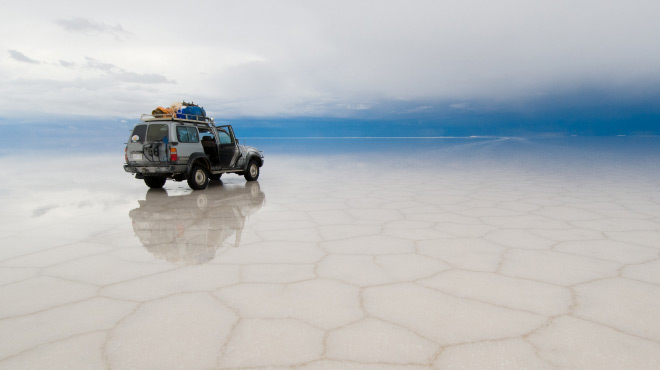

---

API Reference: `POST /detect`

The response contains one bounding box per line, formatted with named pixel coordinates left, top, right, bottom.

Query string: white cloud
left=8, top=50, right=41, bottom=64
left=55, top=17, right=131, bottom=39
left=84, top=57, right=174, bottom=84
left=408, top=106, right=433, bottom=113
left=1, top=0, right=659, bottom=118
left=59, top=60, right=76, bottom=68
left=450, top=103, right=469, bottom=110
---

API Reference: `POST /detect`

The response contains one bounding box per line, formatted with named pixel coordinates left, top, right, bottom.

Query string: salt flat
left=0, top=137, right=659, bottom=369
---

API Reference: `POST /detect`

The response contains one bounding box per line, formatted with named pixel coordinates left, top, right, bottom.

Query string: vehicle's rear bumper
left=124, top=164, right=187, bottom=176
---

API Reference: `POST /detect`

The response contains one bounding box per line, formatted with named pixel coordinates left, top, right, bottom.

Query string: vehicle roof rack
left=140, top=113, right=215, bottom=126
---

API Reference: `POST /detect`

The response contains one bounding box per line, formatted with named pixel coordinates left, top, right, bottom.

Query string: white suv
left=124, top=114, right=264, bottom=190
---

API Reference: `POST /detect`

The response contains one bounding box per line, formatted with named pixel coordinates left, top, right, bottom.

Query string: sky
left=2, top=0, right=660, bottom=135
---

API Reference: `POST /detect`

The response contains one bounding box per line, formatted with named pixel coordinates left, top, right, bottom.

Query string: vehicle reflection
left=128, top=181, right=266, bottom=264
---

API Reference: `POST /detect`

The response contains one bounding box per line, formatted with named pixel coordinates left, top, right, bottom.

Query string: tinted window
left=147, top=124, right=169, bottom=141
left=130, top=124, right=147, bottom=143
left=218, top=130, right=232, bottom=145
left=176, top=126, right=199, bottom=143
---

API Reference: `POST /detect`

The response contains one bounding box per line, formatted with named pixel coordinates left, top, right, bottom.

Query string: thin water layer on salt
left=0, top=137, right=659, bottom=369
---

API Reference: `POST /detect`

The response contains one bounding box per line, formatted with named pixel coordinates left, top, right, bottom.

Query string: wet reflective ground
left=1, top=137, right=660, bottom=369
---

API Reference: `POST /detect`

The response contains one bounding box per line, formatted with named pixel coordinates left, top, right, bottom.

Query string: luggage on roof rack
left=146, top=101, right=208, bottom=122
left=177, top=106, right=206, bottom=121
left=152, top=106, right=175, bottom=118
left=173, top=101, right=206, bottom=121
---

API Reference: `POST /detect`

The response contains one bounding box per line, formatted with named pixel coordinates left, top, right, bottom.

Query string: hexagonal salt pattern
left=1, top=139, right=660, bottom=369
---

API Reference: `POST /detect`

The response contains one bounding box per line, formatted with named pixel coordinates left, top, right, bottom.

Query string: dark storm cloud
left=8, top=50, right=41, bottom=64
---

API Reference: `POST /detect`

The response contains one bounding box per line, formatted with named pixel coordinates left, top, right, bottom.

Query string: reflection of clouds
left=129, top=182, right=265, bottom=265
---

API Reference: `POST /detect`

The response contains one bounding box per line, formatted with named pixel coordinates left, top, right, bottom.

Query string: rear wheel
left=244, top=159, right=260, bottom=181
left=187, top=165, right=209, bottom=190
left=144, top=177, right=166, bottom=189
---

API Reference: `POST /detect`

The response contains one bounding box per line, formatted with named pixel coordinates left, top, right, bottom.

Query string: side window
left=188, top=127, right=199, bottom=143
left=177, top=127, right=199, bottom=143
left=176, top=126, right=189, bottom=142
left=199, top=128, right=215, bottom=142
left=218, top=130, right=232, bottom=145
left=130, top=124, right=147, bottom=143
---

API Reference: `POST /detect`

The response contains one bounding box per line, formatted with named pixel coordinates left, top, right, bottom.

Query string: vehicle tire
left=210, top=173, right=222, bottom=181
left=187, top=165, right=210, bottom=190
left=144, top=177, right=166, bottom=189
left=244, top=159, right=260, bottom=181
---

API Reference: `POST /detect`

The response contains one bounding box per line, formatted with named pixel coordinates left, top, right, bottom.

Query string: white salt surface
left=0, top=137, right=659, bottom=369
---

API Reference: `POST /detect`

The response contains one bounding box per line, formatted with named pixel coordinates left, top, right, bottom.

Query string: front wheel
left=187, top=165, right=209, bottom=190
left=244, top=159, right=260, bottom=181
left=144, top=177, right=166, bottom=189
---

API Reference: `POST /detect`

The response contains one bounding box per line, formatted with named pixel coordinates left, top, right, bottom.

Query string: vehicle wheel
left=144, top=177, right=166, bottom=189
left=244, top=159, right=260, bottom=181
left=210, top=173, right=222, bottom=181
left=187, top=165, right=209, bottom=190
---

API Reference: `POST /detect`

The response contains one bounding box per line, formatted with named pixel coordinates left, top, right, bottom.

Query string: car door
left=217, top=128, right=236, bottom=167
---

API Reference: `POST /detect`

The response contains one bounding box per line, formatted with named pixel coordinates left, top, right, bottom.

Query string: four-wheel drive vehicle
left=124, top=113, right=264, bottom=190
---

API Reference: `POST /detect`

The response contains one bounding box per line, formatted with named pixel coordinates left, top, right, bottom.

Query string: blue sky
left=1, top=0, right=659, bottom=136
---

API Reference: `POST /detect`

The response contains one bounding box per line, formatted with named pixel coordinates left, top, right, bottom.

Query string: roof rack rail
left=140, top=113, right=215, bottom=126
